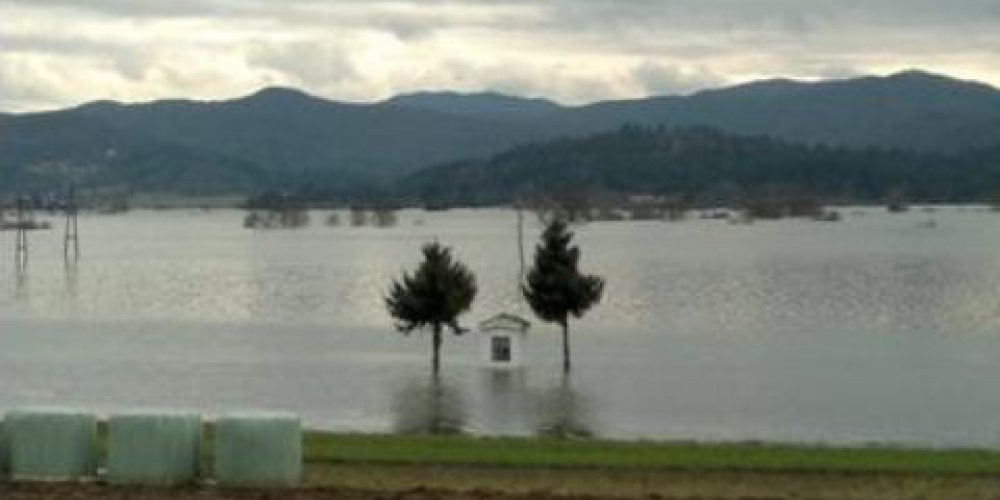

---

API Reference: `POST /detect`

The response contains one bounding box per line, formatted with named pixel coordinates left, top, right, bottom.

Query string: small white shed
left=479, top=313, right=530, bottom=369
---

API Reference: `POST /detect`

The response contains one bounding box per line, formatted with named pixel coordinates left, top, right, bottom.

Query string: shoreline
left=5, top=432, right=1000, bottom=499
left=303, top=432, right=1000, bottom=474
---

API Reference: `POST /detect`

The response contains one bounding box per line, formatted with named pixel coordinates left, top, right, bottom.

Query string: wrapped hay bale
left=214, top=411, right=301, bottom=487
left=6, top=408, right=97, bottom=481
left=106, top=411, right=202, bottom=485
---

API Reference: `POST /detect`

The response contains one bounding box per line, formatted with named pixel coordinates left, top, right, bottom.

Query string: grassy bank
left=303, top=432, right=1000, bottom=475
left=10, top=429, right=1000, bottom=499
left=293, top=433, right=1000, bottom=499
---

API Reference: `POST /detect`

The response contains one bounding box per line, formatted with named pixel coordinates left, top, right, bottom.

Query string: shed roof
left=479, top=313, right=530, bottom=333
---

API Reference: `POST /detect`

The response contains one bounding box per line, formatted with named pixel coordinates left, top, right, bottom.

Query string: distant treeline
left=241, top=185, right=399, bottom=210
left=7, top=125, right=1000, bottom=210
left=398, top=125, right=1000, bottom=208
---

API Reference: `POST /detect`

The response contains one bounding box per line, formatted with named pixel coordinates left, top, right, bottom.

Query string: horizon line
left=3, top=68, right=996, bottom=116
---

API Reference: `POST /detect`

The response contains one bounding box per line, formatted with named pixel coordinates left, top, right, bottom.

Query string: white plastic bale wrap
left=106, top=411, right=202, bottom=485
left=214, top=412, right=302, bottom=487
left=6, top=408, right=98, bottom=481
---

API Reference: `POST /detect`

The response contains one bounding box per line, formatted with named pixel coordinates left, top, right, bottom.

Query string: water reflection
left=391, top=370, right=597, bottom=438
left=476, top=369, right=531, bottom=434
left=63, top=260, right=79, bottom=299
left=534, top=375, right=595, bottom=438
left=391, top=375, right=467, bottom=434
left=13, top=267, right=29, bottom=300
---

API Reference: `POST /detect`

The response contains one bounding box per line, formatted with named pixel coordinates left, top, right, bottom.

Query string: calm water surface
left=2, top=207, right=1000, bottom=446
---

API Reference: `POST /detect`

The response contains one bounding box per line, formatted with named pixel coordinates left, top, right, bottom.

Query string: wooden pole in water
left=64, top=185, right=80, bottom=262
left=14, top=196, right=29, bottom=272
left=517, top=203, right=525, bottom=286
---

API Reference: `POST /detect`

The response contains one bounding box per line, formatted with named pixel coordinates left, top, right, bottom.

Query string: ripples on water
left=2, top=207, right=1000, bottom=446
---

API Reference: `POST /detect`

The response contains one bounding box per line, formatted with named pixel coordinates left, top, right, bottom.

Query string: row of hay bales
left=0, top=408, right=301, bottom=487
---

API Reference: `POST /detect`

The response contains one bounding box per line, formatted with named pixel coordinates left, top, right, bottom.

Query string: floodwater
left=2, top=207, right=1000, bottom=447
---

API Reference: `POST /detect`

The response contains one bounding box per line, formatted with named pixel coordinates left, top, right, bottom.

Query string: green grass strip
left=303, top=432, right=1000, bottom=475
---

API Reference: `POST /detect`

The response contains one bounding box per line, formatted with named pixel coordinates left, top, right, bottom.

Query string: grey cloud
left=247, top=41, right=359, bottom=86
left=815, top=65, right=866, bottom=80
left=1, top=0, right=998, bottom=111
left=0, top=68, right=56, bottom=111
left=8, top=1, right=998, bottom=57
left=3, top=33, right=156, bottom=81
left=431, top=57, right=621, bottom=104
left=490, top=72, right=614, bottom=104
left=1, top=0, right=238, bottom=18
left=113, top=50, right=156, bottom=81
left=11, top=0, right=997, bottom=30
left=553, top=0, right=998, bottom=26
left=0, top=53, right=93, bottom=111
left=632, top=61, right=725, bottom=96
left=2, top=33, right=118, bottom=56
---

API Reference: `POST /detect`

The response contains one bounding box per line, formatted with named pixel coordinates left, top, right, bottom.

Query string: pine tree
left=386, top=242, right=477, bottom=376
left=523, top=220, right=604, bottom=373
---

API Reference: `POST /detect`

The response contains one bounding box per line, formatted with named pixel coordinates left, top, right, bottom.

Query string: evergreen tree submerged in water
left=523, top=220, right=604, bottom=373
left=385, top=242, right=477, bottom=376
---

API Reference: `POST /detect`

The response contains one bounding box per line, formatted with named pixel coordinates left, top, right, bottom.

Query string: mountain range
left=1, top=70, right=999, bottom=196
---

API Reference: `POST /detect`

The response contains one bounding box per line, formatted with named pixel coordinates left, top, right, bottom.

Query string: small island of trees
left=384, top=218, right=605, bottom=376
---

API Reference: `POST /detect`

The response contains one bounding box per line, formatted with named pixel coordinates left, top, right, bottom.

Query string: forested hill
left=544, top=71, right=1000, bottom=154
left=400, top=126, right=1000, bottom=206
left=1, top=70, right=999, bottom=196
left=0, top=87, right=543, bottom=195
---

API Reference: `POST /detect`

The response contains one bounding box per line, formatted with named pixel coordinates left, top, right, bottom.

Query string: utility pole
left=64, top=185, right=80, bottom=262
left=14, top=196, right=29, bottom=272
left=516, top=203, right=525, bottom=285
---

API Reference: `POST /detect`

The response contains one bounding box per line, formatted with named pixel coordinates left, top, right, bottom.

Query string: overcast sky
left=2, top=0, right=998, bottom=112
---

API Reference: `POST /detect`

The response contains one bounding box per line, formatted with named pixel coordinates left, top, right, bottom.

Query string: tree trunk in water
left=432, top=323, right=442, bottom=376
left=561, top=321, right=571, bottom=373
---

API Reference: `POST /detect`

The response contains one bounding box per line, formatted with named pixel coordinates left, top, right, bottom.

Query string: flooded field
left=2, top=207, right=1000, bottom=446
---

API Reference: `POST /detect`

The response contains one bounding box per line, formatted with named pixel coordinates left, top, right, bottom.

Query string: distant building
left=479, top=313, right=530, bottom=370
